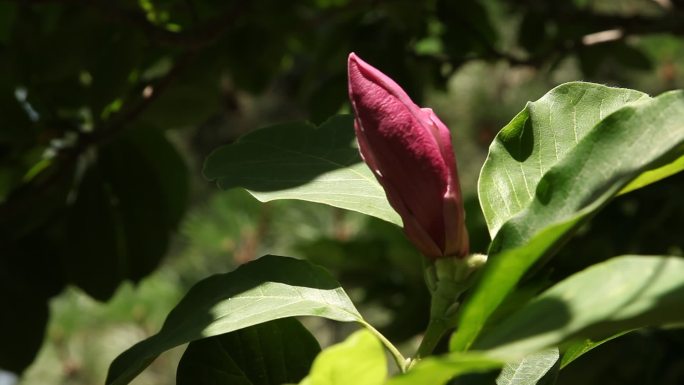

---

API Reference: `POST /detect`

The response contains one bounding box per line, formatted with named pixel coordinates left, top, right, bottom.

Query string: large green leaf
left=450, top=220, right=575, bottom=352
left=479, top=82, right=648, bottom=238
left=0, top=230, right=66, bottom=374
left=495, top=348, right=559, bottom=385
left=0, top=275, right=48, bottom=373
left=65, top=127, right=189, bottom=300
left=475, top=256, right=684, bottom=357
left=299, top=329, right=386, bottom=385
left=65, top=163, right=125, bottom=300
left=126, top=126, right=189, bottom=226
left=106, top=255, right=362, bottom=385
left=203, top=115, right=401, bottom=226
left=452, top=88, right=684, bottom=351
left=177, top=318, right=320, bottom=385
left=386, top=353, right=501, bottom=385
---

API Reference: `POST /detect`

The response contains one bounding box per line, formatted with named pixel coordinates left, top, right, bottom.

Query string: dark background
left=0, top=0, right=683, bottom=383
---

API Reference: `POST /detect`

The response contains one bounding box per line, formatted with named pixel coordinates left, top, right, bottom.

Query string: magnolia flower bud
left=347, top=53, right=469, bottom=259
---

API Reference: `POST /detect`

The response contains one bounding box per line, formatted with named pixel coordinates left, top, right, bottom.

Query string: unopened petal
left=348, top=53, right=468, bottom=259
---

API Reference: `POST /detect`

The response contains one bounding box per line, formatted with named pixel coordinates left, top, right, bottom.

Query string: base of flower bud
left=417, top=254, right=488, bottom=359
left=424, top=253, right=487, bottom=295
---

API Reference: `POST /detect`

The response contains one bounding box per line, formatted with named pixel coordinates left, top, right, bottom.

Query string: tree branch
left=0, top=51, right=196, bottom=227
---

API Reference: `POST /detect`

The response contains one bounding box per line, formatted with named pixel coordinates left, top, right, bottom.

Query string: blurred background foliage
left=0, top=0, right=683, bottom=384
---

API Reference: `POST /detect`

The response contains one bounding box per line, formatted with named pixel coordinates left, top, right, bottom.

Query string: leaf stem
left=415, top=317, right=451, bottom=359
left=359, top=320, right=409, bottom=373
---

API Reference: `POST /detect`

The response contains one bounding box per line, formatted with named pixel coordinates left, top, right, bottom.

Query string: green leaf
left=479, top=82, right=648, bottom=238
left=452, top=87, right=684, bottom=351
left=619, top=152, right=684, bottom=195
left=299, top=329, right=386, bottom=385
left=106, top=255, right=362, bottom=385
left=203, top=115, right=401, bottom=226
left=65, top=163, right=126, bottom=300
left=65, top=127, right=188, bottom=300
left=450, top=221, right=575, bottom=352
left=386, top=353, right=501, bottom=385
left=0, top=279, right=48, bottom=373
left=475, top=256, right=684, bottom=358
left=559, top=332, right=628, bottom=369
left=496, top=348, right=559, bottom=385
left=177, top=318, right=321, bottom=385
left=125, top=127, right=189, bottom=226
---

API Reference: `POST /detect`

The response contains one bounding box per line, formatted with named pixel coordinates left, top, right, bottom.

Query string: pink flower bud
left=347, top=53, right=469, bottom=259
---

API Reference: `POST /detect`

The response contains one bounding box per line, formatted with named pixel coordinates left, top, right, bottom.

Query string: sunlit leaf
left=386, top=353, right=501, bottom=385
left=106, top=255, right=361, bottom=385
left=479, top=82, right=647, bottom=238
left=452, top=87, right=684, bottom=351
left=496, top=348, right=559, bottom=385
left=619, top=152, right=684, bottom=195
left=476, top=256, right=684, bottom=358
left=299, top=330, right=386, bottom=385
left=203, top=115, right=401, bottom=226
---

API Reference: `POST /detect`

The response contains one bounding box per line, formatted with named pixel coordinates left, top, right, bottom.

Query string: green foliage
left=620, top=154, right=684, bottom=195
left=104, top=79, right=684, bottom=385
left=298, top=330, right=386, bottom=385
left=294, top=216, right=430, bottom=343
left=559, top=333, right=626, bottom=369
left=451, top=85, right=684, bottom=352
left=177, top=318, right=320, bottom=385
left=203, top=115, right=401, bottom=226
left=106, top=255, right=361, bottom=385
left=386, top=353, right=501, bottom=385
left=496, top=349, right=559, bottom=385
left=478, top=83, right=648, bottom=237
left=65, top=127, right=188, bottom=300
left=0, top=282, right=48, bottom=374
left=0, top=127, right=188, bottom=372
left=476, top=256, right=684, bottom=357
left=3, top=0, right=684, bottom=382
left=555, top=328, right=684, bottom=385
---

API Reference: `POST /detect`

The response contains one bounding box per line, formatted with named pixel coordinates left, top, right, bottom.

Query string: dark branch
left=0, top=51, right=196, bottom=225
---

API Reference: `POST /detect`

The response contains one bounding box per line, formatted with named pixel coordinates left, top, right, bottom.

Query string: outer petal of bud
left=347, top=53, right=468, bottom=259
